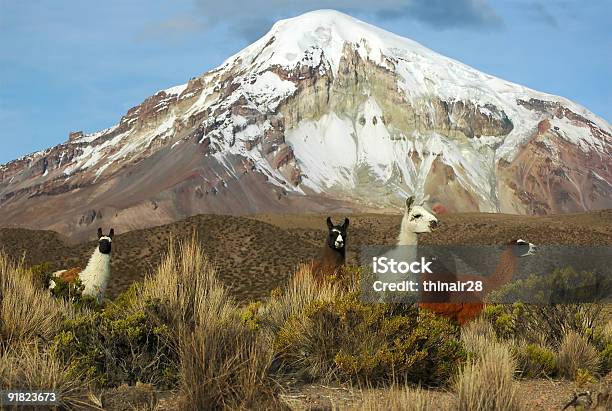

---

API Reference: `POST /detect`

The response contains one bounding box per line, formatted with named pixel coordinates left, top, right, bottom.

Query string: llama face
left=326, top=217, right=349, bottom=250
left=506, top=238, right=537, bottom=257
left=98, top=236, right=112, bottom=255
left=404, top=197, right=438, bottom=234
left=97, top=227, right=114, bottom=255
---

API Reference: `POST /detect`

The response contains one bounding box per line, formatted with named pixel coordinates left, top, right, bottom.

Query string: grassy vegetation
left=455, top=342, right=523, bottom=411
left=557, top=331, right=600, bottom=381
left=1, top=242, right=611, bottom=410
left=342, top=385, right=437, bottom=411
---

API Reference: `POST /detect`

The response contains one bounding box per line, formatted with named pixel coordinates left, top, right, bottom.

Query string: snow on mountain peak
left=1, top=9, right=610, bottom=236
left=224, top=10, right=609, bottom=129
left=225, top=9, right=432, bottom=74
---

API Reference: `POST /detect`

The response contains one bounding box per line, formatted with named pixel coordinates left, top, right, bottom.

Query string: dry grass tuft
left=0, top=343, right=97, bottom=409
left=461, top=316, right=497, bottom=359
left=557, top=330, right=600, bottom=380
left=258, top=263, right=340, bottom=341
left=179, top=324, right=277, bottom=410
left=138, top=236, right=279, bottom=410
left=0, top=252, right=72, bottom=346
left=343, top=385, right=437, bottom=411
left=455, top=341, right=524, bottom=411
left=137, top=237, right=228, bottom=332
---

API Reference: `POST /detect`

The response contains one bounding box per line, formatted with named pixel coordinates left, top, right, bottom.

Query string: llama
left=420, top=238, right=538, bottom=324
left=312, top=217, right=349, bottom=284
left=375, top=197, right=537, bottom=325
left=397, top=196, right=438, bottom=245
left=373, top=196, right=439, bottom=302
left=50, top=227, right=114, bottom=301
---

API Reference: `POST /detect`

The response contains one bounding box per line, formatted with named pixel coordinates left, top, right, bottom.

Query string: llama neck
left=486, top=248, right=517, bottom=290
left=80, top=247, right=111, bottom=298
left=324, top=244, right=345, bottom=261
left=398, top=221, right=418, bottom=246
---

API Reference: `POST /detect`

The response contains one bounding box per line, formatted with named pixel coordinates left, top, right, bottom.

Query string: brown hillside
left=1, top=210, right=611, bottom=301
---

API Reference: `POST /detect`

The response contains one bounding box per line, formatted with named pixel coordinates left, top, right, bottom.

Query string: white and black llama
left=50, top=227, right=114, bottom=301
left=312, top=217, right=349, bottom=284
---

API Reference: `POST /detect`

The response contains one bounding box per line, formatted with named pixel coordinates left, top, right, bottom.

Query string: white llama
left=50, top=227, right=114, bottom=301
left=374, top=197, right=438, bottom=301
left=397, top=196, right=438, bottom=246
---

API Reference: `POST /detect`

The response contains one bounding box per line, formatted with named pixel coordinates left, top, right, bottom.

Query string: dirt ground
left=98, top=376, right=612, bottom=410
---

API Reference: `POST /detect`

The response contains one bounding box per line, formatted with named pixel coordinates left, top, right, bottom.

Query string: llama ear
left=109, top=228, right=114, bottom=239
left=405, top=196, right=414, bottom=210
left=326, top=217, right=333, bottom=230
left=97, top=227, right=103, bottom=239
left=342, top=218, right=349, bottom=230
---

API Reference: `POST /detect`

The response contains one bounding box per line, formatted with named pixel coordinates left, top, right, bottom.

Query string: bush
left=557, top=331, right=600, bottom=381
left=273, top=290, right=466, bottom=386
left=489, top=267, right=611, bottom=305
left=484, top=302, right=603, bottom=347
left=51, top=288, right=178, bottom=389
left=30, top=262, right=53, bottom=289
left=513, top=343, right=556, bottom=378
left=591, top=321, right=612, bottom=375
left=599, top=342, right=612, bottom=375
left=486, top=267, right=607, bottom=345
left=455, top=342, right=523, bottom=411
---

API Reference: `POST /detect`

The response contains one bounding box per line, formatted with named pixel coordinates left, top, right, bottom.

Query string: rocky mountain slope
left=1, top=10, right=610, bottom=239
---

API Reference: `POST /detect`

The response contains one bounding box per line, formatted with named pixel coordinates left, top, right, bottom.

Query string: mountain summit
left=1, top=10, right=610, bottom=239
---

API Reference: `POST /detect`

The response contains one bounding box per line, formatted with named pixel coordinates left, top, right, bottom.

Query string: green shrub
left=486, top=268, right=606, bottom=346
left=30, top=262, right=52, bottom=289
left=513, top=343, right=556, bottom=378
left=483, top=304, right=517, bottom=341
left=598, top=342, right=612, bottom=375
left=51, top=288, right=178, bottom=388
left=273, top=292, right=466, bottom=386
left=484, top=301, right=603, bottom=347
left=575, top=367, right=597, bottom=386
left=489, top=267, right=611, bottom=305
left=241, top=302, right=263, bottom=331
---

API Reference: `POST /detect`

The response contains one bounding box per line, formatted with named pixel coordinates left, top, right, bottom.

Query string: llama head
left=505, top=238, right=537, bottom=258
left=403, top=196, right=438, bottom=234
left=326, top=217, right=349, bottom=250
left=97, top=227, right=114, bottom=255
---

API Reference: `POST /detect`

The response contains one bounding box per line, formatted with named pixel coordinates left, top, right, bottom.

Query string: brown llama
left=312, top=217, right=349, bottom=284
left=420, top=238, right=537, bottom=324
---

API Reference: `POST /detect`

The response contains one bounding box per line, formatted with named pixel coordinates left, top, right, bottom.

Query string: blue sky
left=1, top=0, right=610, bottom=164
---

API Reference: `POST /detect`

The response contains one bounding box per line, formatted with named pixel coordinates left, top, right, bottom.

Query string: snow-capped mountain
left=1, top=10, right=610, bottom=239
